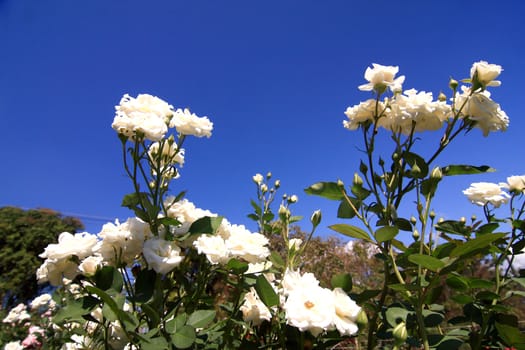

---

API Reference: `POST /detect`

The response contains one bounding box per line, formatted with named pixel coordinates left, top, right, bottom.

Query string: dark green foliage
left=0, top=206, right=83, bottom=309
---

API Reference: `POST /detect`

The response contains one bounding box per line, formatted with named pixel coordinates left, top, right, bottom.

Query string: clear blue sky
left=2, top=0, right=524, bottom=239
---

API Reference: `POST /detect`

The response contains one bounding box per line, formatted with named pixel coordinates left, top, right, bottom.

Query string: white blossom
left=94, top=217, right=150, bottom=266
left=225, top=225, right=270, bottom=263
left=143, top=237, right=183, bottom=274
left=193, top=235, right=230, bottom=265
left=470, top=61, right=502, bottom=88
left=240, top=287, right=272, bottom=325
left=112, top=93, right=172, bottom=141
left=358, top=64, right=405, bottom=93
left=463, top=182, right=510, bottom=207
left=170, top=108, right=213, bottom=138
left=455, top=87, right=509, bottom=136
left=332, top=288, right=361, bottom=336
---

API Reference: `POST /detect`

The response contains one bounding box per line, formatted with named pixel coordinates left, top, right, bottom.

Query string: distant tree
left=0, top=207, right=83, bottom=309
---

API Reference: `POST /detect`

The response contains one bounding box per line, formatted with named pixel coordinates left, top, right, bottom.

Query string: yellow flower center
left=304, top=301, right=315, bottom=309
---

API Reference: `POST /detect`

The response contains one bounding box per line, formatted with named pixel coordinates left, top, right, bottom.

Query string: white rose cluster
left=36, top=199, right=271, bottom=283
left=112, top=94, right=213, bottom=141
left=344, top=61, right=509, bottom=137
left=2, top=303, right=31, bottom=324
left=239, top=269, right=361, bottom=337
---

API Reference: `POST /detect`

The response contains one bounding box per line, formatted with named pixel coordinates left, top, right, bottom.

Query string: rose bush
left=2, top=61, right=524, bottom=349
left=307, top=60, right=524, bottom=349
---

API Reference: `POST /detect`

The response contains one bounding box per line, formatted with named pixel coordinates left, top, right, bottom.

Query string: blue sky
left=2, top=0, right=525, bottom=240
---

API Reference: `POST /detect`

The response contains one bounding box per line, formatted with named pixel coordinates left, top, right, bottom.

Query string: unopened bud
left=274, top=179, right=281, bottom=188
left=266, top=172, right=272, bottom=179
left=356, top=309, right=368, bottom=329
left=471, top=215, right=477, bottom=221
left=410, top=216, right=417, bottom=225
left=438, top=217, right=444, bottom=223
left=353, top=172, right=364, bottom=186
left=167, top=134, right=175, bottom=145
left=429, top=210, right=436, bottom=219
left=261, top=184, right=268, bottom=193
left=460, top=217, right=466, bottom=223
left=449, top=78, right=458, bottom=91
left=378, top=157, right=385, bottom=167
left=393, top=322, right=408, bottom=344
left=278, top=205, right=290, bottom=220
left=411, top=163, right=421, bottom=176
left=412, top=229, right=420, bottom=241
left=337, top=179, right=345, bottom=187
left=438, top=92, right=447, bottom=102
left=288, top=195, right=298, bottom=203
left=310, top=210, right=322, bottom=228
left=431, top=167, right=443, bottom=180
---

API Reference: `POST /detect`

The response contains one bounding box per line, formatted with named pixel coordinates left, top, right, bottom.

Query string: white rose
left=470, top=61, right=502, bottom=88
left=455, top=87, right=509, bottom=136
left=39, top=232, right=97, bottom=261
left=463, top=182, right=510, bottom=207
left=193, top=235, right=230, bottom=265
left=386, top=89, right=449, bottom=134
left=240, top=287, right=272, bottom=325
left=283, top=285, right=335, bottom=336
left=30, top=293, right=55, bottom=311
left=343, top=99, right=381, bottom=130
left=170, top=108, right=213, bottom=138
left=225, top=225, right=270, bottom=263
left=165, top=198, right=216, bottom=235
left=112, top=93, right=172, bottom=141
left=2, top=303, right=30, bottom=324
left=332, top=288, right=361, bottom=336
left=358, top=64, right=405, bottom=93
left=143, top=237, right=183, bottom=274
left=94, top=218, right=149, bottom=266
left=79, top=255, right=104, bottom=276
left=4, top=341, right=24, bottom=350
left=503, top=175, right=525, bottom=193
left=281, top=269, right=320, bottom=297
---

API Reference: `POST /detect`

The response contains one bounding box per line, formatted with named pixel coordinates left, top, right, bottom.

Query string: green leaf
left=374, top=226, right=399, bottom=243
left=269, top=251, right=284, bottom=269
left=187, top=310, right=216, bottom=329
left=250, top=199, right=262, bottom=215
left=475, top=291, right=500, bottom=302
left=442, top=164, right=495, bottom=176
left=423, top=310, right=444, bottom=327
left=351, top=185, right=371, bottom=200
left=95, top=266, right=123, bottom=292
left=166, top=313, right=187, bottom=334
left=394, top=218, right=413, bottom=232
left=226, top=258, right=249, bottom=274
left=337, top=198, right=359, bottom=219
left=512, top=277, right=525, bottom=289
left=172, top=325, right=196, bottom=349
left=385, top=307, right=411, bottom=327
left=329, top=224, right=371, bottom=242
left=446, top=274, right=470, bottom=292
left=435, top=220, right=470, bottom=236
left=304, top=182, right=345, bottom=200
left=141, top=303, right=161, bottom=328
left=189, top=216, right=223, bottom=234
left=469, top=278, right=494, bottom=289
left=450, top=233, right=506, bottom=258
left=495, top=322, right=525, bottom=346
left=133, top=269, right=157, bottom=303
left=140, top=336, right=169, bottom=350
left=477, top=223, right=499, bottom=234
left=254, top=275, right=279, bottom=308
left=408, top=254, right=445, bottom=272
left=52, top=298, right=92, bottom=324
left=331, top=273, right=353, bottom=292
